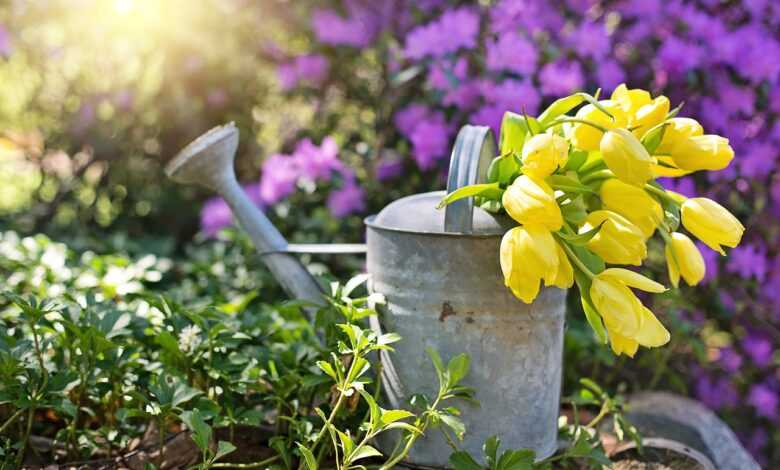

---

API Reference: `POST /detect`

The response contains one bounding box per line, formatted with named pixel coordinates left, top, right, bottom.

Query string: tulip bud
left=581, top=210, right=647, bottom=265
left=600, top=179, right=663, bottom=237
left=631, top=96, right=670, bottom=138
left=681, top=198, right=744, bottom=255
left=669, top=135, right=734, bottom=172
left=521, top=133, right=569, bottom=179
left=590, top=268, right=666, bottom=338
left=551, top=242, right=574, bottom=289
left=665, top=232, right=705, bottom=287
left=500, top=225, right=559, bottom=304
left=502, top=175, right=563, bottom=231
left=611, top=83, right=652, bottom=116
left=567, top=100, right=627, bottom=151
left=600, top=128, right=654, bottom=186
left=656, top=117, right=703, bottom=154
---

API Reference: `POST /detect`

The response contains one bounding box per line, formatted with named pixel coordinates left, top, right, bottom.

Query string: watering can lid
left=366, top=191, right=514, bottom=236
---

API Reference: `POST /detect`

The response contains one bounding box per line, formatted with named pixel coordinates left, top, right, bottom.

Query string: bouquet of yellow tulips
left=440, top=84, right=745, bottom=357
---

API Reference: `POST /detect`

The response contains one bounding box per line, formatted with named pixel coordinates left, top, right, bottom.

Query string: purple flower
left=489, top=0, right=564, bottom=36
left=738, top=142, right=776, bottom=179
left=655, top=37, right=704, bottom=78
left=694, top=375, right=738, bottom=409
left=741, top=428, right=769, bottom=465
left=410, top=117, right=450, bottom=170
left=747, top=383, right=778, bottom=420
left=404, top=7, right=480, bottom=60
left=470, top=104, right=507, bottom=138
left=311, top=1, right=384, bottom=48
left=293, top=137, right=343, bottom=182
left=481, top=79, right=541, bottom=114
left=394, top=104, right=432, bottom=139
left=727, top=244, right=768, bottom=282
left=566, top=20, right=611, bottom=60
left=742, top=333, right=774, bottom=368
left=327, top=178, right=366, bottom=218
left=485, top=31, right=538, bottom=75
left=699, top=242, right=719, bottom=284
left=538, top=60, right=584, bottom=96
left=375, top=153, right=404, bottom=181
left=595, top=60, right=626, bottom=90
left=717, top=347, right=743, bottom=373
left=200, top=197, right=232, bottom=237
left=0, top=25, right=11, bottom=57
left=657, top=176, right=696, bottom=198
left=278, top=54, right=329, bottom=91
left=259, top=154, right=299, bottom=205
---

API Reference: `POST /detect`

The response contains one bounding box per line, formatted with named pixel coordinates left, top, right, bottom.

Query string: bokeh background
left=0, top=0, right=778, bottom=465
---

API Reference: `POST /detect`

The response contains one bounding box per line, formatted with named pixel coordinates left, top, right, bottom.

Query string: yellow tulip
left=552, top=242, right=574, bottom=289
left=600, top=128, right=654, bottom=185
left=600, top=179, right=663, bottom=237
left=656, top=117, right=703, bottom=154
left=608, top=329, right=639, bottom=357
left=500, top=225, right=558, bottom=303
left=590, top=268, right=666, bottom=338
left=681, top=198, right=744, bottom=255
left=611, top=83, right=652, bottom=116
left=502, top=175, right=563, bottom=231
left=581, top=210, right=647, bottom=265
left=567, top=100, right=627, bottom=151
left=665, top=232, right=705, bottom=287
left=669, top=135, right=734, bottom=171
left=651, top=155, right=692, bottom=178
left=521, top=133, right=569, bottom=179
left=631, top=96, right=670, bottom=139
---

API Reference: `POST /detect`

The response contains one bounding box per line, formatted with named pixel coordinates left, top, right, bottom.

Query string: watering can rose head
left=440, top=84, right=745, bottom=358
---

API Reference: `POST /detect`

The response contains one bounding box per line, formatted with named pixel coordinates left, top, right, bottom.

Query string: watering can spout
left=165, top=123, right=326, bottom=310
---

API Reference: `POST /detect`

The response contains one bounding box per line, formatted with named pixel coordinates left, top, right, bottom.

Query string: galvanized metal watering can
left=166, top=123, right=566, bottom=467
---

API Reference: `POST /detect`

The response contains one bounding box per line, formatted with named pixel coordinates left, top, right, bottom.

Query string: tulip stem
left=559, top=240, right=595, bottom=279
left=543, top=118, right=609, bottom=134
left=581, top=170, right=614, bottom=185
left=644, top=184, right=680, bottom=206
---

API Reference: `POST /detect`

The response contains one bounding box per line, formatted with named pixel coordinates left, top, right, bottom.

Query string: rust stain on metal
left=439, top=301, right=456, bottom=322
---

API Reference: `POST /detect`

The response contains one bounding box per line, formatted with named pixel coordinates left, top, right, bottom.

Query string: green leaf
left=546, top=175, right=596, bottom=194
left=215, top=441, right=237, bottom=461
left=641, top=121, right=668, bottom=154
left=496, top=449, right=534, bottom=470
left=449, top=451, right=483, bottom=470
left=296, top=443, right=318, bottom=470
left=563, top=149, right=588, bottom=171
left=349, top=445, right=382, bottom=462
left=579, top=378, right=605, bottom=397
left=380, top=409, right=415, bottom=426
left=580, top=291, right=607, bottom=345
left=570, top=244, right=606, bottom=275
left=499, top=112, right=529, bottom=155
left=555, top=222, right=604, bottom=246
left=316, top=361, right=337, bottom=382
left=487, top=152, right=521, bottom=187
left=447, top=353, right=470, bottom=387
left=180, top=409, right=211, bottom=453
left=437, top=183, right=503, bottom=209
left=537, top=93, right=586, bottom=125
left=440, top=414, right=466, bottom=441
left=377, top=333, right=401, bottom=346
left=483, top=435, right=500, bottom=468
left=337, top=429, right=354, bottom=457
left=358, top=389, right=381, bottom=431
left=426, top=347, right=445, bottom=384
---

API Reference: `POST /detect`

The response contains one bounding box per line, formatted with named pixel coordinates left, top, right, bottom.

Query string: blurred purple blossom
left=259, top=154, right=299, bottom=205
left=293, top=137, right=343, bottom=181
left=695, top=375, right=738, bottom=409
left=566, top=20, right=611, bottom=60
left=747, top=383, right=778, bottom=420
left=200, top=197, right=233, bottom=237
left=699, top=242, right=719, bottom=284
left=410, top=116, right=450, bottom=170
left=327, top=178, right=366, bottom=217
left=278, top=54, right=330, bottom=91
left=312, top=1, right=385, bottom=48
left=0, top=25, right=11, bottom=57
left=727, top=244, right=768, bottom=282
left=742, top=333, right=774, bottom=368
left=717, top=347, right=743, bottom=373
left=538, top=60, right=584, bottom=96
left=485, top=31, right=537, bottom=75
left=404, top=7, right=480, bottom=59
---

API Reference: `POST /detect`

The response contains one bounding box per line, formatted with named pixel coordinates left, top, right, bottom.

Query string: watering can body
left=166, top=123, right=565, bottom=466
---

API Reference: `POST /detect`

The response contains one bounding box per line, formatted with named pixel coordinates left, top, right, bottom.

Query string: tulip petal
left=609, top=330, right=639, bottom=357
left=665, top=244, right=681, bottom=288
left=600, top=268, right=666, bottom=293
left=634, top=306, right=671, bottom=347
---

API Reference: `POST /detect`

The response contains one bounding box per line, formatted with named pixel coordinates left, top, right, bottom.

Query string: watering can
left=166, top=123, right=566, bottom=467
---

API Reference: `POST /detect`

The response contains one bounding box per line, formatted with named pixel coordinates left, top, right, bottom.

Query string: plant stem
left=543, top=117, right=609, bottom=133
left=379, top=393, right=444, bottom=470
left=581, top=170, right=615, bottom=185
left=0, top=407, right=25, bottom=436
left=212, top=455, right=281, bottom=469
left=559, top=241, right=595, bottom=279
left=644, top=184, right=681, bottom=205
left=16, top=404, right=35, bottom=468
left=586, top=402, right=609, bottom=428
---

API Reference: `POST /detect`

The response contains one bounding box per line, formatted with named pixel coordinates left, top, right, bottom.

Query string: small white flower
left=178, top=324, right=203, bottom=354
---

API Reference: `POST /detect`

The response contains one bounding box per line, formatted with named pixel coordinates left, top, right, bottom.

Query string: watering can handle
left=444, top=125, right=497, bottom=233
